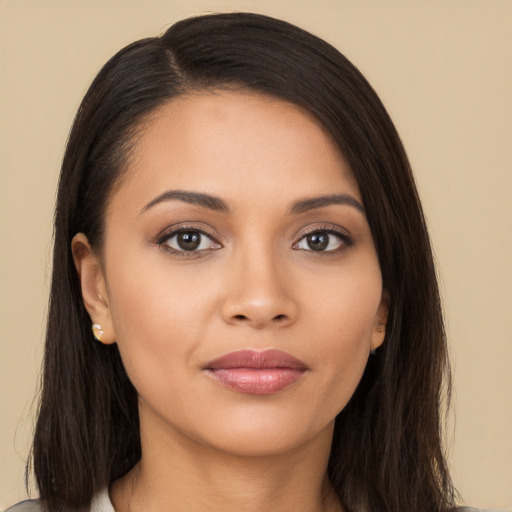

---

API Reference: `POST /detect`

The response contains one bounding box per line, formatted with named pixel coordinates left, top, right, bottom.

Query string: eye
left=293, top=229, right=350, bottom=252
left=159, top=228, right=221, bottom=254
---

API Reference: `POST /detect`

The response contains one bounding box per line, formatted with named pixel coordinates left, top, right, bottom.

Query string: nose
left=221, top=245, right=298, bottom=329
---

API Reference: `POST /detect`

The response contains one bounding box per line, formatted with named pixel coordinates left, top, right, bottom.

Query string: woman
left=6, top=11, right=489, bottom=512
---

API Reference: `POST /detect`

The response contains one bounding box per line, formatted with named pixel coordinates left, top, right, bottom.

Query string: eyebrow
left=140, top=190, right=364, bottom=215
left=141, top=190, right=230, bottom=213
left=289, top=194, right=365, bottom=215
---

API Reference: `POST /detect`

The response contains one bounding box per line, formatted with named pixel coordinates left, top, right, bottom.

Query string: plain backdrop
left=1, top=0, right=511, bottom=509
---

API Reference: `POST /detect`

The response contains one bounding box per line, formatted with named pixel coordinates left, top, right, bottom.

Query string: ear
left=371, top=290, right=390, bottom=351
left=71, top=233, right=116, bottom=344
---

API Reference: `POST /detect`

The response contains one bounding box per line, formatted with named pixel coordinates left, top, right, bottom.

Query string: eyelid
left=156, top=222, right=221, bottom=242
left=297, top=223, right=351, bottom=239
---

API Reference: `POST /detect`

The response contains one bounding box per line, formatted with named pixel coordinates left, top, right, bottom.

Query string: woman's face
left=76, top=90, right=387, bottom=457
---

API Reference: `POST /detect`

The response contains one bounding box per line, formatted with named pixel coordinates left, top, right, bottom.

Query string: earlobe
left=71, top=233, right=116, bottom=344
left=371, top=290, right=390, bottom=351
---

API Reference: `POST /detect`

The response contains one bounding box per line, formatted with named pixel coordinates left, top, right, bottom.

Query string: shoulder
left=4, top=500, right=43, bottom=512
left=456, top=508, right=511, bottom=512
left=4, top=488, right=114, bottom=512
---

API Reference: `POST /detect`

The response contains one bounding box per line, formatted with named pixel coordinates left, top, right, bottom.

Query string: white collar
left=90, top=487, right=115, bottom=512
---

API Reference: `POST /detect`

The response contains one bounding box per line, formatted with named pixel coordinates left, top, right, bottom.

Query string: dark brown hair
left=31, top=12, right=456, bottom=512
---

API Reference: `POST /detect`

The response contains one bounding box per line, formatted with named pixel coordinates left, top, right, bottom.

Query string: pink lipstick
left=204, top=349, right=308, bottom=394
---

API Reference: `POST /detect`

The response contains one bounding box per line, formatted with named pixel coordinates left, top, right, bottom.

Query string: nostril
left=234, top=314, right=247, bottom=320
left=274, top=314, right=287, bottom=321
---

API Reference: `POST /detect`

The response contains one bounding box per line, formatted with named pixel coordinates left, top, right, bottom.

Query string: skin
left=73, top=90, right=388, bottom=512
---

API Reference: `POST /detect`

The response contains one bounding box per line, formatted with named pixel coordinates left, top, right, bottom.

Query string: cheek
left=306, top=255, right=382, bottom=344
left=107, top=235, right=215, bottom=330
left=104, top=251, right=217, bottom=390
left=303, top=259, right=382, bottom=409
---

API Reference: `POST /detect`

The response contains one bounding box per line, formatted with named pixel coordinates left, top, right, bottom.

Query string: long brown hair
left=31, top=12, right=457, bottom=512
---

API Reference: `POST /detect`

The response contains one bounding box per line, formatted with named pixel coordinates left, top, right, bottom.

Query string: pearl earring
left=92, top=323, right=104, bottom=342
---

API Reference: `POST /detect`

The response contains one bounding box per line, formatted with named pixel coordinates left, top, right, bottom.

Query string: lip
left=204, top=349, right=308, bottom=395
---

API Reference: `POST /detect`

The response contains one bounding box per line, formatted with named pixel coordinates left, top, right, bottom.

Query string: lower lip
left=206, top=368, right=305, bottom=394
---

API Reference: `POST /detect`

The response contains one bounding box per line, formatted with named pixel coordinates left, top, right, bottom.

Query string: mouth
left=204, top=349, right=308, bottom=395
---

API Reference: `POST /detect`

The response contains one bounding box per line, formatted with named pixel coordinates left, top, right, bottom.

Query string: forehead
left=113, top=90, right=361, bottom=211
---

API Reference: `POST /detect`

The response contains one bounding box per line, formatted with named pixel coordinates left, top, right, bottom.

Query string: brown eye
left=176, top=231, right=201, bottom=251
left=305, top=233, right=329, bottom=251
left=162, top=229, right=221, bottom=253
left=294, top=230, right=349, bottom=253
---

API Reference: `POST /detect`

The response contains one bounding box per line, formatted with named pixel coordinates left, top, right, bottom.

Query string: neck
left=111, top=410, right=342, bottom=512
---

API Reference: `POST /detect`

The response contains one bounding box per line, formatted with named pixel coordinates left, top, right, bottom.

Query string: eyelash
left=156, top=224, right=352, bottom=257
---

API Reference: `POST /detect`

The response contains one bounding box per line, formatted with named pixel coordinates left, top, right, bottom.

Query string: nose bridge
left=221, top=234, right=297, bottom=328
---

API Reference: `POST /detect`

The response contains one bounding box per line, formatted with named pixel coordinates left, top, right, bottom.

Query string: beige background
left=1, top=0, right=511, bottom=510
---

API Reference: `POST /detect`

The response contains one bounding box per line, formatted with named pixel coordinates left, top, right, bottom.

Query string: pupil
left=177, top=232, right=201, bottom=251
left=307, top=233, right=328, bottom=251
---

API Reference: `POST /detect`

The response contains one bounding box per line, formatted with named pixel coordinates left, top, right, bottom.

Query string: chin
left=190, top=406, right=337, bottom=459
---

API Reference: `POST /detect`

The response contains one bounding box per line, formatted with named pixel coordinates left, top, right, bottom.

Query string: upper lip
left=205, top=349, right=308, bottom=370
